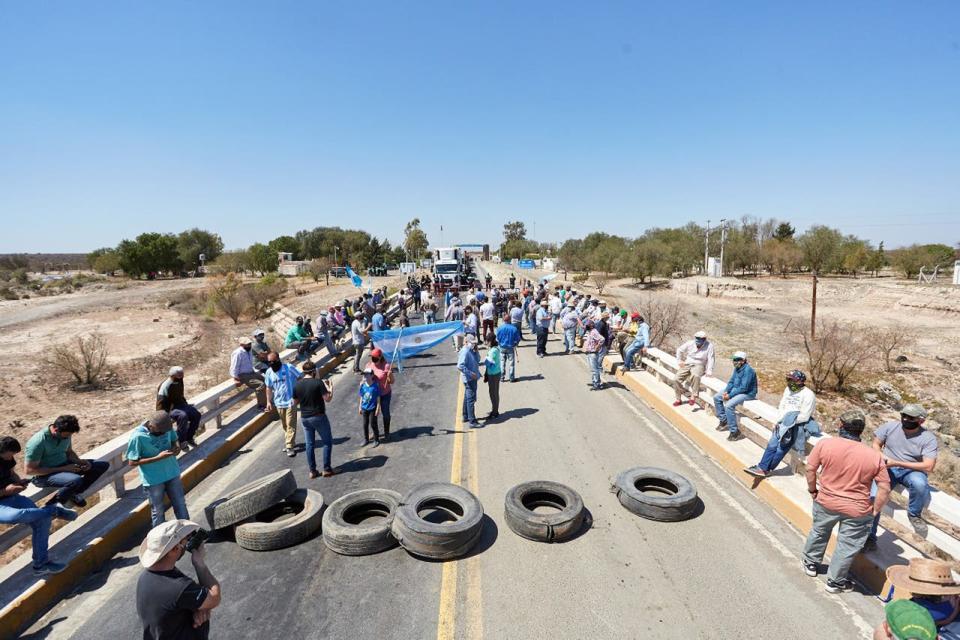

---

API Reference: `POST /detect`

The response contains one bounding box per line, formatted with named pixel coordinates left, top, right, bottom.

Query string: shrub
left=635, top=295, right=686, bottom=348
left=208, top=273, right=245, bottom=324
left=244, top=274, right=288, bottom=320
left=800, top=319, right=874, bottom=392
left=0, top=287, right=18, bottom=301
left=47, top=332, right=109, bottom=387
left=875, top=326, right=917, bottom=372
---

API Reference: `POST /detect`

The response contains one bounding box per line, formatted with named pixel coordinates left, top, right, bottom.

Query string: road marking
left=437, top=382, right=466, bottom=640
left=464, top=391, right=483, bottom=640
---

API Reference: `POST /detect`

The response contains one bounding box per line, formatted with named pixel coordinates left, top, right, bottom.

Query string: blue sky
left=1, top=1, right=958, bottom=253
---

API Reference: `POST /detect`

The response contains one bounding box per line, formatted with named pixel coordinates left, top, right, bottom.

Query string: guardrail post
left=98, top=458, right=128, bottom=502
left=214, top=397, right=223, bottom=429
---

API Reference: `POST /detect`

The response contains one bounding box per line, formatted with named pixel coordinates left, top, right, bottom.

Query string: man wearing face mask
left=800, top=410, right=890, bottom=593
left=746, top=370, right=821, bottom=478
left=230, top=337, right=266, bottom=410
left=863, top=403, right=938, bottom=548
left=157, top=367, right=202, bottom=452
left=264, top=353, right=302, bottom=457
left=673, top=331, right=715, bottom=407
left=127, top=411, right=189, bottom=527
left=713, top=351, right=758, bottom=442
left=285, top=316, right=317, bottom=360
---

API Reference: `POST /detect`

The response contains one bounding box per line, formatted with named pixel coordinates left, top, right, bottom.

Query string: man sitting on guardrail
left=800, top=410, right=889, bottom=594
left=864, top=403, right=938, bottom=548
left=316, top=311, right=340, bottom=356
left=1, top=435, right=77, bottom=575
left=251, top=328, right=272, bottom=374
left=745, top=370, right=821, bottom=478
left=157, top=367, right=202, bottom=452
left=126, top=411, right=190, bottom=527
left=621, top=314, right=650, bottom=373
left=26, top=415, right=110, bottom=509
left=673, top=331, right=715, bottom=407
left=231, top=337, right=267, bottom=410
left=713, top=351, right=757, bottom=442
left=285, top=316, right=317, bottom=360
left=265, top=352, right=302, bottom=458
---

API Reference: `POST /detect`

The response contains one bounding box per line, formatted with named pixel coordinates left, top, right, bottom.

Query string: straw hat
left=887, top=559, right=960, bottom=596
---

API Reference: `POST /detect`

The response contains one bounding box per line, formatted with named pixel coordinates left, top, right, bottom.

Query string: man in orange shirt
left=801, top=409, right=891, bottom=593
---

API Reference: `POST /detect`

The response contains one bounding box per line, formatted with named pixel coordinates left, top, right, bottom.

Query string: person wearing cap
left=157, top=366, right=202, bottom=451
left=293, top=360, right=337, bottom=478
left=496, top=313, right=521, bottom=382
left=458, top=334, right=482, bottom=427
left=673, top=331, right=715, bottom=407
left=1, top=435, right=77, bottom=575
left=560, top=301, right=580, bottom=354
left=315, top=311, right=340, bottom=356
left=264, top=352, right=302, bottom=457
left=583, top=319, right=605, bottom=390
left=250, top=328, right=273, bottom=374
left=746, top=370, right=821, bottom=478
left=358, top=368, right=382, bottom=446
left=800, top=410, right=890, bottom=593
left=369, top=348, right=396, bottom=440
left=535, top=300, right=551, bottom=357
left=548, top=292, right=563, bottom=334
left=463, top=305, right=480, bottom=346
left=126, top=411, right=190, bottom=527
left=621, top=314, right=650, bottom=373
left=885, top=559, right=960, bottom=631
left=865, top=403, right=939, bottom=547
left=137, top=519, right=221, bottom=639
left=874, top=599, right=938, bottom=640
left=479, top=296, right=497, bottom=343
left=25, top=415, right=109, bottom=509
left=508, top=299, right=525, bottom=341
left=230, top=336, right=267, bottom=410
left=350, top=312, right=371, bottom=373
left=712, top=351, right=757, bottom=441
left=285, top=316, right=317, bottom=360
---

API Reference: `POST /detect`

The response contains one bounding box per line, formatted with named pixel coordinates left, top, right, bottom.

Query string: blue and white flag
left=345, top=265, right=363, bottom=289
left=371, top=321, right=464, bottom=369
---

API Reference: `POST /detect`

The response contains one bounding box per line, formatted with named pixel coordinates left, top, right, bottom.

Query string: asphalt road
left=21, top=310, right=883, bottom=639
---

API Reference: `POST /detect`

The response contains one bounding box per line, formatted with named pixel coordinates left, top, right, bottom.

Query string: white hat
left=253, top=328, right=265, bottom=337
left=732, top=351, right=747, bottom=360
left=465, top=334, right=477, bottom=345
left=169, top=366, right=184, bottom=376
left=238, top=336, right=252, bottom=345
left=694, top=331, right=707, bottom=339
left=139, top=519, right=200, bottom=568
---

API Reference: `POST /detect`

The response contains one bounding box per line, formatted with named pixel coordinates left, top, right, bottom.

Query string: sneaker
left=803, top=561, right=818, bottom=577
left=861, top=537, right=878, bottom=552
left=825, top=578, right=854, bottom=594
left=64, top=495, right=87, bottom=508
left=187, top=439, right=199, bottom=449
left=468, top=421, right=482, bottom=428
left=285, top=448, right=297, bottom=458
left=727, top=432, right=745, bottom=442
left=362, top=439, right=371, bottom=447
left=54, top=506, right=78, bottom=521
left=715, top=421, right=728, bottom=432
left=909, top=515, right=929, bottom=538
left=33, top=561, right=67, bottom=575
left=308, top=470, right=320, bottom=479
left=180, top=441, right=191, bottom=453
left=371, top=440, right=381, bottom=448
left=744, top=465, right=768, bottom=478
left=672, top=399, right=684, bottom=407
left=688, top=398, right=696, bottom=406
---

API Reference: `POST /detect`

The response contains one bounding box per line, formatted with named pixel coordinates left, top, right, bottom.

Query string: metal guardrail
left=0, top=293, right=403, bottom=558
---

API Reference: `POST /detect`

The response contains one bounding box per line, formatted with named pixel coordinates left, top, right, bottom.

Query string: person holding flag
left=369, top=348, right=395, bottom=440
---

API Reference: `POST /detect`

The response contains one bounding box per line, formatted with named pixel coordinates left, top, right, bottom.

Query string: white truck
left=432, top=247, right=464, bottom=289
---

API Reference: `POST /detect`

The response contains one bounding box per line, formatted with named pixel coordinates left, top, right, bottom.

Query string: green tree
left=268, top=236, right=300, bottom=260
left=403, top=218, right=429, bottom=260
left=117, top=232, right=181, bottom=277
left=864, top=241, right=886, bottom=275
left=176, top=228, right=224, bottom=272
left=799, top=226, right=843, bottom=274
left=247, top=243, right=277, bottom=274
left=91, top=251, right=121, bottom=275
left=503, top=221, right=527, bottom=243
left=210, top=250, right=251, bottom=274
left=773, top=222, right=796, bottom=241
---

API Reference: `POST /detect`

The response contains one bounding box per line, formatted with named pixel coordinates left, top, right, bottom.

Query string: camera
left=185, top=528, right=210, bottom=552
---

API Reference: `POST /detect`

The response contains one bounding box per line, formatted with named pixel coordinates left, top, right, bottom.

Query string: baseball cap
left=253, top=328, right=265, bottom=337
left=362, top=368, right=374, bottom=375
left=169, top=366, right=184, bottom=376
left=732, top=351, right=747, bottom=361
left=838, top=409, right=866, bottom=432
left=884, top=599, right=936, bottom=640
left=901, top=404, right=927, bottom=419
left=139, top=519, right=200, bottom=568
left=694, top=331, right=707, bottom=339
left=370, top=347, right=383, bottom=358
left=465, top=334, right=477, bottom=345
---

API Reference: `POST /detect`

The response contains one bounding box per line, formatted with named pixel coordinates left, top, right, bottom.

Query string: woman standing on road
left=369, top=348, right=395, bottom=440
left=482, top=335, right=502, bottom=419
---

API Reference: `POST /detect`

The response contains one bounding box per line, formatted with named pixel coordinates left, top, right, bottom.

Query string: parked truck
left=431, top=247, right=469, bottom=292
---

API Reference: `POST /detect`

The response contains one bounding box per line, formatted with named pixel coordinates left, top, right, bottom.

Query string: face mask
left=787, top=382, right=801, bottom=392
left=695, top=338, right=705, bottom=347
left=902, top=418, right=922, bottom=430
left=269, top=361, right=282, bottom=372
left=243, top=345, right=251, bottom=352
left=733, top=360, right=744, bottom=369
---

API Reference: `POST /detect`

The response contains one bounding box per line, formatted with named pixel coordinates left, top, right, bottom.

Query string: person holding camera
left=137, top=519, right=220, bottom=639
left=0, top=435, right=77, bottom=574
left=126, top=411, right=189, bottom=527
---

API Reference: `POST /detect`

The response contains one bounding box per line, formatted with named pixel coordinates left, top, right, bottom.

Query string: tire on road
left=322, top=488, right=402, bottom=556
left=204, top=469, right=298, bottom=530
left=504, top=480, right=586, bottom=542
left=234, top=488, right=324, bottom=551
left=391, top=482, right=484, bottom=560
left=614, top=467, right=698, bottom=522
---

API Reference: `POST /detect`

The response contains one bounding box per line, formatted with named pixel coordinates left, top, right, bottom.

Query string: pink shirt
left=371, top=360, right=392, bottom=395
left=807, top=437, right=889, bottom=518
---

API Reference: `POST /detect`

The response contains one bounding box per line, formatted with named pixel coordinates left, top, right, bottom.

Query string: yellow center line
left=437, top=382, right=466, bottom=640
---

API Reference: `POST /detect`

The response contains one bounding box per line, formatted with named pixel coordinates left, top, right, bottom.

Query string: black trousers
left=361, top=409, right=380, bottom=442
left=536, top=327, right=548, bottom=355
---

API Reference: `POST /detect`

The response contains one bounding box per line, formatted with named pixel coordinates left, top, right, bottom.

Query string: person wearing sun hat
left=886, top=559, right=960, bottom=633
left=874, top=599, right=938, bottom=640
left=137, top=519, right=221, bottom=638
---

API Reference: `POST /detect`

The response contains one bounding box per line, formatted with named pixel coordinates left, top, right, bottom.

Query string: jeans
left=512, top=321, right=523, bottom=341
left=868, top=467, right=931, bottom=540
left=713, top=392, right=752, bottom=434
left=302, top=414, right=333, bottom=472
left=353, top=341, right=367, bottom=371
left=802, top=501, right=873, bottom=582
left=170, top=403, right=202, bottom=443
left=587, top=352, right=602, bottom=388
left=536, top=326, right=548, bottom=356
left=487, top=373, right=501, bottom=415
left=463, top=380, right=478, bottom=423
left=0, top=494, right=60, bottom=567
left=622, top=340, right=647, bottom=371
left=424, top=311, right=434, bottom=325
left=758, top=430, right=792, bottom=472
left=144, top=476, right=189, bottom=528
left=550, top=313, right=559, bottom=333
left=361, top=409, right=380, bottom=442
left=32, top=459, right=110, bottom=504
left=563, top=327, right=576, bottom=353
left=502, top=347, right=516, bottom=381
left=380, top=392, right=392, bottom=436
left=318, top=331, right=338, bottom=355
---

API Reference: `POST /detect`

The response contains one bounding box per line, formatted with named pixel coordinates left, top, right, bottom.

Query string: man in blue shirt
left=496, top=317, right=521, bottom=382
left=126, top=411, right=189, bottom=527
left=509, top=301, right=524, bottom=341
left=457, top=335, right=481, bottom=427
left=264, top=353, right=302, bottom=457
left=371, top=305, right=387, bottom=333
left=622, top=315, right=651, bottom=372
left=713, top=351, right=758, bottom=441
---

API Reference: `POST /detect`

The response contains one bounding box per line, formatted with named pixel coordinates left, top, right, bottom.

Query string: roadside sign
left=518, top=259, right=535, bottom=269
left=400, top=262, right=416, bottom=274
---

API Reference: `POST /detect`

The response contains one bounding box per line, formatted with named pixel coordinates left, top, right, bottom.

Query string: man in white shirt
left=351, top=315, right=370, bottom=373
left=548, top=295, right=562, bottom=334
left=746, top=370, right=821, bottom=477
left=479, top=298, right=496, bottom=342
left=673, top=331, right=715, bottom=407
left=230, top=337, right=267, bottom=409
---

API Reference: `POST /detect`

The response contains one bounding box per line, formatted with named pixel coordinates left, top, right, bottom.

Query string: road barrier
left=0, top=293, right=404, bottom=636
left=605, top=346, right=960, bottom=591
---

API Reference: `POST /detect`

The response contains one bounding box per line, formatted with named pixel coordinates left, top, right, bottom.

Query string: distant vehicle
left=420, top=258, right=433, bottom=269
left=329, top=266, right=347, bottom=278
left=367, top=265, right=388, bottom=276
left=399, top=262, right=417, bottom=274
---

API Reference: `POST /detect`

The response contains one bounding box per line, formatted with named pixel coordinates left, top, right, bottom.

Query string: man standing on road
left=126, top=411, right=189, bottom=527
left=509, top=300, right=524, bottom=341
left=535, top=300, right=551, bottom=357
left=672, top=331, right=715, bottom=407
left=496, top=314, right=521, bottom=383
left=25, top=415, right=109, bottom=508
left=548, top=293, right=562, bottom=334
left=864, top=403, right=938, bottom=548
left=508, top=274, right=515, bottom=289
left=351, top=313, right=371, bottom=373
left=713, top=351, right=757, bottom=442
left=137, top=519, right=221, bottom=640
left=157, top=367, right=203, bottom=451
left=560, top=302, right=580, bottom=354
left=801, top=410, right=890, bottom=593
left=583, top=319, right=605, bottom=391
left=293, top=360, right=337, bottom=479
left=458, top=334, right=481, bottom=427
left=479, top=296, right=497, bottom=343
left=264, top=353, right=302, bottom=457
left=621, top=314, right=650, bottom=373
left=230, top=337, right=267, bottom=410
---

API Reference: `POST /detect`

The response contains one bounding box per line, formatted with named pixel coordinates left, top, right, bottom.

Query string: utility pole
left=704, top=219, right=711, bottom=274
left=719, top=219, right=727, bottom=277
left=810, top=270, right=818, bottom=339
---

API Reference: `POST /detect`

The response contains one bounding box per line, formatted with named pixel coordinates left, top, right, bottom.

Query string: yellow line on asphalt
left=437, top=382, right=466, bottom=640
left=464, top=403, right=484, bottom=640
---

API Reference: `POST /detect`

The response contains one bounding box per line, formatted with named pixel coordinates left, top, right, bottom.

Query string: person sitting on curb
left=713, top=351, right=758, bottom=442
left=285, top=316, right=317, bottom=360
left=621, top=314, right=650, bottom=373
left=26, top=415, right=110, bottom=508
left=745, top=370, right=820, bottom=478
left=873, top=600, right=937, bottom=640
left=864, top=403, right=938, bottom=548
left=0, top=435, right=77, bottom=575
left=157, top=367, right=202, bottom=451
left=672, top=331, right=715, bottom=407
left=126, top=411, right=189, bottom=528
left=800, top=410, right=889, bottom=594
left=250, top=328, right=272, bottom=374
left=230, top=336, right=267, bottom=410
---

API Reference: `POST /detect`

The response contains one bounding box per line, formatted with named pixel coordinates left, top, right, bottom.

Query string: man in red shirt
left=801, top=409, right=890, bottom=593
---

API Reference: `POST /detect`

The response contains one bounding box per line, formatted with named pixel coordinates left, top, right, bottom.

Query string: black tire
left=391, top=483, right=484, bottom=560
left=204, top=470, right=298, bottom=530
left=504, top=480, right=586, bottom=542
left=234, top=488, right=324, bottom=551
left=614, top=467, right=698, bottom=522
left=322, top=489, right=402, bottom=556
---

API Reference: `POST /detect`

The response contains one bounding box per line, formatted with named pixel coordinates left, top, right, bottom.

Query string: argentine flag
left=371, top=321, right=464, bottom=369
left=345, top=265, right=363, bottom=289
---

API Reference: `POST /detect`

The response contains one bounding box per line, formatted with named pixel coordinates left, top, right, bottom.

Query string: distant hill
left=0, top=253, right=88, bottom=272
